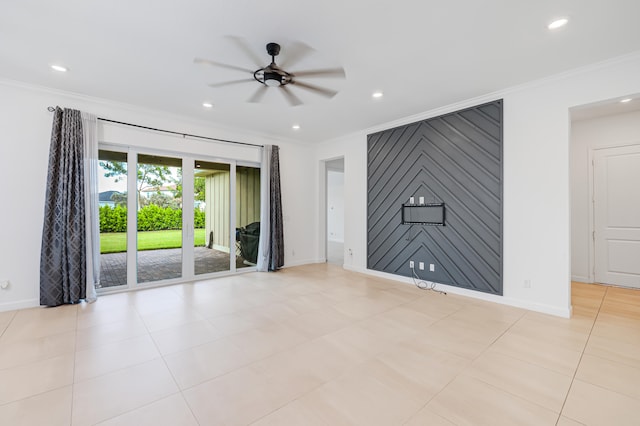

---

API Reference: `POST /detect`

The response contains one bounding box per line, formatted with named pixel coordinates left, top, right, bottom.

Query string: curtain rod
left=47, top=106, right=264, bottom=148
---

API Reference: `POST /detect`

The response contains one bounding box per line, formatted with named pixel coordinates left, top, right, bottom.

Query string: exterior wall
left=236, top=166, right=261, bottom=228
left=204, top=172, right=230, bottom=251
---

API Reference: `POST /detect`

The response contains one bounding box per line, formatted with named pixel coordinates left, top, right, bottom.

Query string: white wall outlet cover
left=0, top=280, right=9, bottom=289
left=409, top=260, right=414, bottom=268
left=419, top=196, right=425, bottom=204
left=429, top=264, right=435, bottom=272
left=419, top=262, right=424, bottom=270
left=409, top=196, right=415, bottom=204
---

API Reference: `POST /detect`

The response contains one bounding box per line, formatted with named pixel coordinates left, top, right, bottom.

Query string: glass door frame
left=98, top=144, right=259, bottom=294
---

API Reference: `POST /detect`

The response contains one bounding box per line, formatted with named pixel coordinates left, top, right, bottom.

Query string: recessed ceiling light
left=50, top=64, right=68, bottom=72
left=548, top=18, right=569, bottom=30
left=620, top=98, right=632, bottom=103
left=202, top=102, right=213, bottom=108
left=292, top=124, right=300, bottom=130
left=372, top=91, right=384, bottom=98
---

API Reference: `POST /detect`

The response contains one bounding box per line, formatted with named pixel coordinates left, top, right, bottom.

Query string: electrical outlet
left=0, top=280, right=9, bottom=290
left=409, top=196, right=415, bottom=204
left=419, top=262, right=424, bottom=270
left=419, top=196, right=425, bottom=205
left=524, top=279, right=531, bottom=288
left=409, top=261, right=414, bottom=268
left=429, top=263, right=435, bottom=272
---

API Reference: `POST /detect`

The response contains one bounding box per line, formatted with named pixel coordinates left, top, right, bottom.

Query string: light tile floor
left=0, top=264, right=638, bottom=425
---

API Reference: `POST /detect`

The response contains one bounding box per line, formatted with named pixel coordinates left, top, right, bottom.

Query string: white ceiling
left=2, top=0, right=640, bottom=143
left=571, top=95, right=640, bottom=122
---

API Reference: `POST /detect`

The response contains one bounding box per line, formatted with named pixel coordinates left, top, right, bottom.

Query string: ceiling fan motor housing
left=262, top=43, right=285, bottom=86
left=266, top=42, right=281, bottom=57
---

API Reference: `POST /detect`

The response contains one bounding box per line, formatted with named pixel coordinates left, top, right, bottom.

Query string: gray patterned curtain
left=256, top=145, right=284, bottom=272
left=40, top=107, right=87, bottom=306
left=268, top=146, right=284, bottom=271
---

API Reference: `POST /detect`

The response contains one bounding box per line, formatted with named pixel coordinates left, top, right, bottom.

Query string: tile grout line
left=554, top=286, right=608, bottom=425
left=91, top=301, right=203, bottom=426
left=6, top=268, right=630, bottom=425
left=235, top=288, right=438, bottom=424
left=0, top=309, right=19, bottom=341
left=141, top=303, right=203, bottom=426
left=390, top=301, right=494, bottom=425
left=403, top=307, right=530, bottom=425
left=0, top=307, right=76, bottom=416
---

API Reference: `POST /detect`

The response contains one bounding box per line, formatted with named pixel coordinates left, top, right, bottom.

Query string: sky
left=99, top=171, right=127, bottom=192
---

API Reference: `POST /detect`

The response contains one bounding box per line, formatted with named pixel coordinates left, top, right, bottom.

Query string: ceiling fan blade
left=225, top=36, right=264, bottom=68
left=279, top=41, right=315, bottom=69
left=194, top=57, right=254, bottom=74
left=248, top=85, right=268, bottom=103
left=280, top=85, right=303, bottom=106
left=291, top=67, right=346, bottom=79
left=291, top=81, right=338, bottom=98
left=208, top=79, right=254, bottom=88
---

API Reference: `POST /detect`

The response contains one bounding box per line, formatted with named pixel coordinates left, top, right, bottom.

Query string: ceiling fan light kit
left=195, top=40, right=346, bottom=106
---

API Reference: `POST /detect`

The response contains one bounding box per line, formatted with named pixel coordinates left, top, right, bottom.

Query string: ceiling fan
left=194, top=38, right=346, bottom=106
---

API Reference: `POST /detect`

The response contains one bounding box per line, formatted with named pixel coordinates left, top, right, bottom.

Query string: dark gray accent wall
left=367, top=100, right=503, bottom=295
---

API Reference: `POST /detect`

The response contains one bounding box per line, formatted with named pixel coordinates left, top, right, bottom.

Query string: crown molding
left=320, top=49, right=640, bottom=146
left=0, top=77, right=308, bottom=147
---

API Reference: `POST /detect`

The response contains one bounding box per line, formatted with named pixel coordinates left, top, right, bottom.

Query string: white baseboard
left=341, top=265, right=571, bottom=318
left=571, top=275, right=591, bottom=283
left=283, top=258, right=324, bottom=268
left=343, top=264, right=360, bottom=273
left=0, top=298, right=38, bottom=313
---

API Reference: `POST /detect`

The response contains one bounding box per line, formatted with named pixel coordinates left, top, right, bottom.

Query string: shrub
left=99, top=205, right=127, bottom=232
left=194, top=209, right=205, bottom=228
left=99, top=205, right=205, bottom=232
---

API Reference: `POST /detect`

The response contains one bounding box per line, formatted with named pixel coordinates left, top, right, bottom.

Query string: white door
left=593, top=144, right=640, bottom=288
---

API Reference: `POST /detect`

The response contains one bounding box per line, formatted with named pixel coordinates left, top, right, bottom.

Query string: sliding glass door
left=236, top=165, right=261, bottom=269
left=194, top=160, right=231, bottom=275
left=97, top=147, right=260, bottom=292
left=98, top=149, right=128, bottom=289
left=136, top=154, right=183, bottom=284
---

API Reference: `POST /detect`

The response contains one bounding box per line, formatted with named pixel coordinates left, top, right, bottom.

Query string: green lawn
left=100, top=229, right=206, bottom=253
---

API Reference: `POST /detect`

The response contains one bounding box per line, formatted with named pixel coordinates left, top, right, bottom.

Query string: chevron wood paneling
left=367, top=100, right=503, bottom=295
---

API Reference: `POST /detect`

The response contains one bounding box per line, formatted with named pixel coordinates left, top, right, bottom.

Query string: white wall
left=0, top=81, right=317, bottom=311
left=570, top=110, right=640, bottom=282
left=315, top=52, right=640, bottom=317
left=327, top=170, right=344, bottom=242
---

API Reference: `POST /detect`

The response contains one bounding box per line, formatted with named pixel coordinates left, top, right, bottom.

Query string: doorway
left=325, top=158, right=344, bottom=265
left=570, top=95, right=640, bottom=289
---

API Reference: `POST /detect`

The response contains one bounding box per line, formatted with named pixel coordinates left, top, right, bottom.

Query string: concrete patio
left=99, top=247, right=251, bottom=288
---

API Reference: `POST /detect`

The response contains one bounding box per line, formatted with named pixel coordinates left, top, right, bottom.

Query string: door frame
left=588, top=141, right=640, bottom=283
left=98, top=143, right=259, bottom=294
left=320, top=156, right=345, bottom=264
